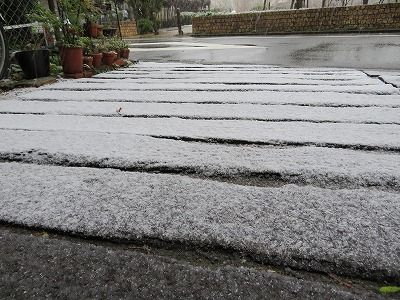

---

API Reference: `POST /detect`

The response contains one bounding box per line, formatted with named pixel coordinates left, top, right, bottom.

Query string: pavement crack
left=145, top=134, right=400, bottom=153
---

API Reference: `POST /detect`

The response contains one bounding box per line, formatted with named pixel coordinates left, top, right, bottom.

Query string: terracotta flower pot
left=120, top=48, right=130, bottom=59
left=88, top=22, right=98, bottom=38
left=97, top=25, right=104, bottom=37
left=61, top=47, right=83, bottom=78
left=102, top=51, right=117, bottom=66
left=83, top=56, right=94, bottom=68
left=91, top=53, right=103, bottom=68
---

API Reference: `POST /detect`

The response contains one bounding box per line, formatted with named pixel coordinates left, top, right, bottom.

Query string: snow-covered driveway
left=1, top=62, right=399, bottom=281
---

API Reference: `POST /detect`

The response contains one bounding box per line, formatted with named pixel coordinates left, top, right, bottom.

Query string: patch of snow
left=0, top=114, right=399, bottom=150
left=1, top=162, right=399, bottom=279
left=1, top=100, right=399, bottom=124
left=19, top=90, right=400, bottom=107
left=0, top=129, right=399, bottom=190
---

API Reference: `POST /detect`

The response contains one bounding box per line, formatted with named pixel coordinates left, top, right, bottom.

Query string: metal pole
left=114, top=0, right=122, bottom=39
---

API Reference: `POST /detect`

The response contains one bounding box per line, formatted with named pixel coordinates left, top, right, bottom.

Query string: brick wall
left=192, top=3, right=400, bottom=35
left=118, top=20, right=138, bottom=38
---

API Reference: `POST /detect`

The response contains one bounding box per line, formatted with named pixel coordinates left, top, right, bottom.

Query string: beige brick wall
left=118, top=21, right=138, bottom=38
left=193, top=3, right=400, bottom=35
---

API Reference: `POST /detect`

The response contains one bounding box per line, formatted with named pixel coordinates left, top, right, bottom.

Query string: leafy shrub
left=137, top=18, right=154, bottom=34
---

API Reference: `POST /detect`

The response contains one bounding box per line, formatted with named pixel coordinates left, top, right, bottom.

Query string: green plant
left=128, top=0, right=164, bottom=20
left=153, top=19, right=161, bottom=34
left=55, top=0, right=99, bottom=47
left=120, top=39, right=128, bottom=49
left=28, top=2, right=62, bottom=29
left=379, top=286, right=400, bottom=295
left=79, top=37, right=95, bottom=55
left=105, top=38, right=129, bottom=52
left=50, top=63, right=63, bottom=76
left=96, top=39, right=109, bottom=53
left=137, top=18, right=154, bottom=34
left=26, top=2, right=62, bottom=50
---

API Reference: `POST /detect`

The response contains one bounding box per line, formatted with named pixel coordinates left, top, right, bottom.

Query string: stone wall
left=192, top=3, right=400, bottom=35
left=118, top=21, right=138, bottom=38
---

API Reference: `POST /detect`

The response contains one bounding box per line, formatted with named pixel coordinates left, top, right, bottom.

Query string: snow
left=0, top=114, right=399, bottom=151
left=1, top=162, right=399, bottom=279
left=0, top=129, right=399, bottom=190
left=1, top=100, right=399, bottom=124
left=86, top=76, right=380, bottom=86
left=379, top=73, right=400, bottom=88
left=32, top=63, right=399, bottom=94
left=20, top=90, right=400, bottom=107
left=44, top=81, right=398, bottom=94
left=1, top=62, right=399, bottom=280
left=96, top=71, right=369, bottom=80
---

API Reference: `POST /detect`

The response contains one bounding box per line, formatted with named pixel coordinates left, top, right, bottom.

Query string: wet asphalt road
left=129, top=33, right=400, bottom=70
left=0, top=226, right=387, bottom=300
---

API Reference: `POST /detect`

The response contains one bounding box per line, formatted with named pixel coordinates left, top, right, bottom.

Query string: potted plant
left=91, top=42, right=104, bottom=68
left=107, top=38, right=130, bottom=60
left=56, top=22, right=84, bottom=78
left=119, top=40, right=130, bottom=59
left=55, top=0, right=100, bottom=78
left=14, top=44, right=50, bottom=80
left=85, top=6, right=101, bottom=38
left=15, top=3, right=54, bottom=79
left=81, top=37, right=94, bottom=68
left=100, top=39, right=117, bottom=67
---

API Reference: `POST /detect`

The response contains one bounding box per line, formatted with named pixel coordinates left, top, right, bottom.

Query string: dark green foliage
left=137, top=18, right=154, bottom=34
left=128, top=0, right=165, bottom=20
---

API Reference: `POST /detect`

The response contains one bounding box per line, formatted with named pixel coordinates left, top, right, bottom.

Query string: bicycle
left=0, top=13, right=9, bottom=79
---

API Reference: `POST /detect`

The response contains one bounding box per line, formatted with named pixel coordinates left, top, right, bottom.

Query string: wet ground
left=128, top=30, right=400, bottom=70
left=0, top=225, right=389, bottom=300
